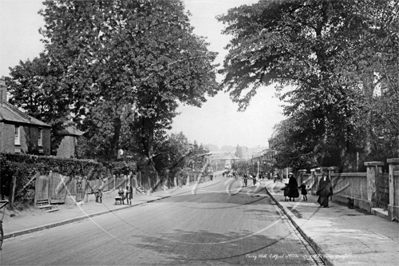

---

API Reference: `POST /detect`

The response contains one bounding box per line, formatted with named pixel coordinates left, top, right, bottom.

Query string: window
left=38, top=128, right=43, bottom=147
left=15, top=126, right=21, bottom=145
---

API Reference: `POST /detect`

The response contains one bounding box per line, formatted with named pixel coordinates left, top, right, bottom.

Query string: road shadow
left=134, top=228, right=301, bottom=265
left=157, top=190, right=274, bottom=207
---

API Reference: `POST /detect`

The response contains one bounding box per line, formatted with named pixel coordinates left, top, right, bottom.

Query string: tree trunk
left=362, top=70, right=376, bottom=157
left=110, top=116, right=122, bottom=161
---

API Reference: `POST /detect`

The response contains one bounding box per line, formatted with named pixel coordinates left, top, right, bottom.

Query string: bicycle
left=0, top=200, right=9, bottom=251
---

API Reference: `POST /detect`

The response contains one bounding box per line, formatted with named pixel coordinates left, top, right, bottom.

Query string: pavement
left=263, top=179, right=399, bottom=266
left=2, top=176, right=399, bottom=266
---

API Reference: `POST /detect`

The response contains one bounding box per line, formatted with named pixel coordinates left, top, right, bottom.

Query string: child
left=298, top=183, right=308, bottom=201
left=96, top=188, right=103, bottom=203
left=281, top=184, right=289, bottom=201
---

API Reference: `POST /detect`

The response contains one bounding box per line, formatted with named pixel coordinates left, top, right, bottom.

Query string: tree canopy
left=7, top=0, right=220, bottom=162
left=218, top=0, right=399, bottom=169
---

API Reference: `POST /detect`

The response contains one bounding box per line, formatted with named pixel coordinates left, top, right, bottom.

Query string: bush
left=0, top=153, right=106, bottom=206
left=0, top=153, right=139, bottom=208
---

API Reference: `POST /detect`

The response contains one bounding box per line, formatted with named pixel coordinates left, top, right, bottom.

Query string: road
left=1, top=177, right=320, bottom=265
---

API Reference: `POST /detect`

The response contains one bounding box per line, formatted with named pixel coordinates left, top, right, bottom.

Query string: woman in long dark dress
left=287, top=173, right=299, bottom=201
left=317, top=172, right=333, bottom=207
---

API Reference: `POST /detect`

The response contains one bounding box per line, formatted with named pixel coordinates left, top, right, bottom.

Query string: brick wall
left=0, top=123, right=51, bottom=155
left=0, top=123, right=16, bottom=153
left=42, top=128, right=51, bottom=155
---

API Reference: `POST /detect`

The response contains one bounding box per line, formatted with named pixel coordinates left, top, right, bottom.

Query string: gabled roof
left=58, top=126, right=84, bottom=136
left=0, top=102, right=51, bottom=128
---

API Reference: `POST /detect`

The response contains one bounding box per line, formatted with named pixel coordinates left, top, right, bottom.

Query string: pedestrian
left=274, top=173, right=281, bottom=183
left=125, top=184, right=133, bottom=205
left=287, top=172, right=299, bottom=201
left=252, top=174, right=256, bottom=185
left=281, top=183, right=289, bottom=201
left=298, top=183, right=308, bottom=201
left=118, top=187, right=125, bottom=204
left=317, top=171, right=333, bottom=208
left=96, top=188, right=103, bottom=203
left=243, top=174, right=248, bottom=187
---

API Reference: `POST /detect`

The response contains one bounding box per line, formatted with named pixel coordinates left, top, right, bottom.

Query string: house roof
left=0, top=102, right=51, bottom=128
left=58, top=126, right=84, bottom=136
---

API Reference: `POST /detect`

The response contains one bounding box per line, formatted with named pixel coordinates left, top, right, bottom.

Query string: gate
left=34, top=175, right=50, bottom=205
left=49, top=173, right=68, bottom=204
left=76, top=177, right=85, bottom=202
left=35, top=173, right=68, bottom=205
left=376, top=172, right=389, bottom=210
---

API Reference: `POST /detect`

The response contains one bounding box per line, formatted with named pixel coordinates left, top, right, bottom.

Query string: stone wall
left=0, top=123, right=15, bottom=153
left=388, top=159, right=399, bottom=221
left=312, top=158, right=399, bottom=221
left=394, top=170, right=399, bottom=207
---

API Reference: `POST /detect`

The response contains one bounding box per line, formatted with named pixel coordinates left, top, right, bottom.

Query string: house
left=0, top=78, right=51, bottom=155
left=56, top=125, right=84, bottom=158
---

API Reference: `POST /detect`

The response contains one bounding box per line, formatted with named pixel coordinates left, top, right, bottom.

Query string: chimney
left=0, top=77, right=6, bottom=105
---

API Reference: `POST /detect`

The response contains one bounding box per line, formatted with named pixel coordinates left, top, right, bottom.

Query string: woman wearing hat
left=317, top=171, right=333, bottom=207
left=287, top=172, right=299, bottom=201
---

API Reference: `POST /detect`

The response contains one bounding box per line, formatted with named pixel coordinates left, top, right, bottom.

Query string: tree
left=334, top=0, right=399, bottom=159
left=235, top=144, right=243, bottom=158
left=6, top=53, right=71, bottom=154
left=218, top=0, right=398, bottom=168
left=7, top=0, right=220, bottom=163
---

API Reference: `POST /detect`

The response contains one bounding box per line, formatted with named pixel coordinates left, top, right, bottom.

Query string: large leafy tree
left=218, top=0, right=398, bottom=168
left=6, top=53, right=72, bottom=153
left=335, top=0, right=399, bottom=159
left=7, top=0, right=219, bottom=161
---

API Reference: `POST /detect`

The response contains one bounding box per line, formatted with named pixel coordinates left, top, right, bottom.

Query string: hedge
left=0, top=153, right=136, bottom=208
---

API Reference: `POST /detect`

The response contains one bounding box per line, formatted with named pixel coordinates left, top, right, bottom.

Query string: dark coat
left=317, top=175, right=333, bottom=207
left=282, top=185, right=289, bottom=197
left=287, top=176, right=299, bottom=198
left=298, top=184, right=307, bottom=195
left=317, top=176, right=333, bottom=197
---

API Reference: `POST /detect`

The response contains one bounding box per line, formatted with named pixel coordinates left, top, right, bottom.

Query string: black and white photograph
left=0, top=0, right=398, bottom=265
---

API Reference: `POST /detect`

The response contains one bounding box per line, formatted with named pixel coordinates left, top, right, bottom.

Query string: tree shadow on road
left=134, top=228, right=301, bottom=265
left=154, top=191, right=276, bottom=210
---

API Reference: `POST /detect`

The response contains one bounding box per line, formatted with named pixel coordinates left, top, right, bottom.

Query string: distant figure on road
left=252, top=174, right=256, bottom=185
left=317, top=171, right=333, bottom=208
left=287, top=172, right=299, bottom=201
left=274, top=173, right=281, bottom=183
left=298, top=183, right=308, bottom=201
left=243, top=174, right=248, bottom=187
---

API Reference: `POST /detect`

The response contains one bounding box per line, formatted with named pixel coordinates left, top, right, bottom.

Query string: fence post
left=387, top=158, right=399, bottom=221
left=9, top=174, right=17, bottom=209
left=364, top=161, right=384, bottom=212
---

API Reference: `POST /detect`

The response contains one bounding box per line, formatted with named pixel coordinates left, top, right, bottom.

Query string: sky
left=0, top=0, right=286, bottom=149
